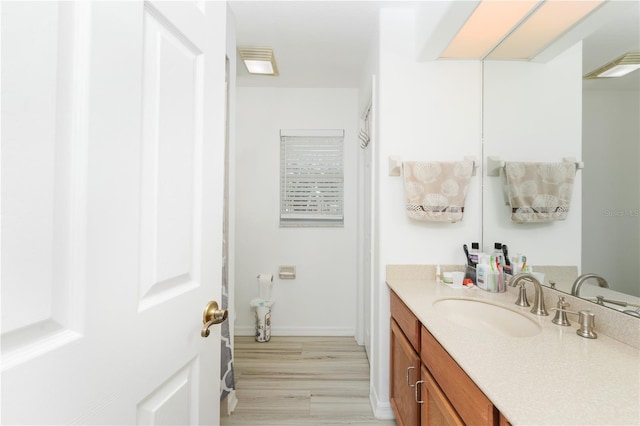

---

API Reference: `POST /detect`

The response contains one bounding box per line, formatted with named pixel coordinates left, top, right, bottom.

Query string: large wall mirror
left=482, top=1, right=639, bottom=314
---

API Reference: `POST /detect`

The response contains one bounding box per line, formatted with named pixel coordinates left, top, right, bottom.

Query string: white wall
left=234, top=87, right=360, bottom=335
left=377, top=10, right=483, bottom=266
left=583, top=89, right=640, bottom=296
left=370, top=8, right=483, bottom=418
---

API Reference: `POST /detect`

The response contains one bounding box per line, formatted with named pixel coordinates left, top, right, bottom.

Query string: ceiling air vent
left=584, top=51, right=640, bottom=79
left=238, top=47, right=279, bottom=76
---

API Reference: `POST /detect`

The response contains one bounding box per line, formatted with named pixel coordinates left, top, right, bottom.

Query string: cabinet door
left=421, top=327, right=497, bottom=426
left=391, top=319, right=421, bottom=426
left=420, top=365, right=464, bottom=426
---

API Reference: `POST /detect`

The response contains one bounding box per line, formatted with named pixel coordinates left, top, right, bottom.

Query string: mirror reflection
left=482, top=1, right=639, bottom=315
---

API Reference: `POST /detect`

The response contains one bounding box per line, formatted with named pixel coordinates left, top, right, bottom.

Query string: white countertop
left=387, top=277, right=640, bottom=426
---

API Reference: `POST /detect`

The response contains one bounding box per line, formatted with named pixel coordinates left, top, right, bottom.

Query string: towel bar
left=487, top=156, right=584, bottom=177
left=388, top=156, right=479, bottom=177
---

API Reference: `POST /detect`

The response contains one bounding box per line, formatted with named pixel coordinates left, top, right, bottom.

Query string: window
left=280, top=129, right=344, bottom=227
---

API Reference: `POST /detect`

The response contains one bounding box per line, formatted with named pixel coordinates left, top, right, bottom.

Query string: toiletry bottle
left=493, top=243, right=504, bottom=266
left=436, top=264, right=442, bottom=283
left=469, top=242, right=479, bottom=265
left=476, top=255, right=489, bottom=291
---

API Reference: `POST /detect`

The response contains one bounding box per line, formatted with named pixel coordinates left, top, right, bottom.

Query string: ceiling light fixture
left=440, top=0, right=605, bottom=61
left=583, top=51, right=640, bottom=78
left=440, top=1, right=540, bottom=59
left=486, top=1, right=605, bottom=60
left=238, top=47, right=279, bottom=76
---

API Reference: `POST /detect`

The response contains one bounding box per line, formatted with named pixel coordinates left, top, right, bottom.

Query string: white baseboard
left=234, top=325, right=356, bottom=337
left=369, top=384, right=395, bottom=420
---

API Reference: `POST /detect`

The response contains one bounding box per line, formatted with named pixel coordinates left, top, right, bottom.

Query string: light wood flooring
left=222, top=336, right=397, bottom=426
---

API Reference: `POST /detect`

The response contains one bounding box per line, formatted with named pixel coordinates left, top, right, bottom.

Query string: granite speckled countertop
left=387, top=265, right=640, bottom=426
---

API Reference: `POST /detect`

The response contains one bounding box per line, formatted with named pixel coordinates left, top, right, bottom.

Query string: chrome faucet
left=508, top=273, right=548, bottom=316
left=570, top=273, right=609, bottom=297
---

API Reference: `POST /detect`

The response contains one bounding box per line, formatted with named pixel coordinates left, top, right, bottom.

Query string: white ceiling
left=229, top=1, right=640, bottom=90
left=229, top=1, right=417, bottom=87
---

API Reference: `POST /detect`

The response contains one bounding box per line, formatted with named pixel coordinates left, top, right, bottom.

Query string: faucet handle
left=515, top=283, right=530, bottom=307
left=557, top=296, right=570, bottom=309
left=551, top=296, right=571, bottom=326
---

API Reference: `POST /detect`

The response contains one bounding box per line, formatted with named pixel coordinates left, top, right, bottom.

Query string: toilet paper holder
left=278, top=266, right=296, bottom=279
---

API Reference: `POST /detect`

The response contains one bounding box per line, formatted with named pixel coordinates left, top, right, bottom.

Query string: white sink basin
left=432, top=298, right=542, bottom=338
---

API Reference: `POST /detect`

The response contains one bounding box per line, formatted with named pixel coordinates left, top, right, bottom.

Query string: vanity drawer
left=421, top=326, right=497, bottom=426
left=421, top=364, right=464, bottom=426
left=390, top=290, right=420, bottom=350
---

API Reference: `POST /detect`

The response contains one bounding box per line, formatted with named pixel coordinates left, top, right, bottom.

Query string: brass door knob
left=201, top=300, right=228, bottom=337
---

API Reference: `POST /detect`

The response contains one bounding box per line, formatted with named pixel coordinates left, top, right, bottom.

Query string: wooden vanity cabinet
left=390, top=290, right=421, bottom=426
left=390, top=289, right=502, bottom=426
left=391, top=319, right=420, bottom=426
left=421, top=327, right=497, bottom=426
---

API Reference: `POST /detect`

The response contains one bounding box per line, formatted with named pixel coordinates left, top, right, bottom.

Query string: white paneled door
left=1, top=1, right=227, bottom=424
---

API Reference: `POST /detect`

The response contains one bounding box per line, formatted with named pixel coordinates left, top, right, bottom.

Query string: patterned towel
left=403, top=161, right=474, bottom=223
left=505, top=162, right=576, bottom=222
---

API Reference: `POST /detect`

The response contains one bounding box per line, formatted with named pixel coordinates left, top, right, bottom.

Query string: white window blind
left=280, top=129, right=344, bottom=227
